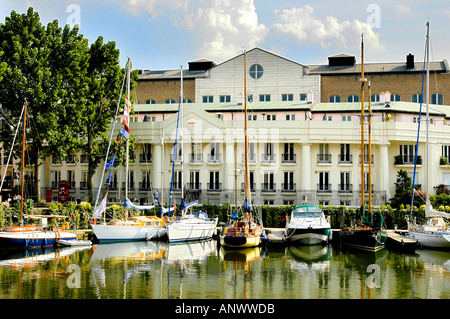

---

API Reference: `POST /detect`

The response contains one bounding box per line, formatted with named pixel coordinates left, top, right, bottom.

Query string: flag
left=104, top=170, right=113, bottom=186
left=104, top=155, right=115, bottom=171
left=93, top=195, right=107, bottom=218
left=230, top=210, right=239, bottom=220
left=122, top=96, right=131, bottom=133
left=120, top=126, right=130, bottom=139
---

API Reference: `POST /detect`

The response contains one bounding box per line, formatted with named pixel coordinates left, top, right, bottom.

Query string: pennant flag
left=104, top=170, right=113, bottom=186
left=120, top=126, right=130, bottom=139
left=104, top=155, right=115, bottom=171
left=122, top=96, right=131, bottom=133
left=93, top=195, right=107, bottom=218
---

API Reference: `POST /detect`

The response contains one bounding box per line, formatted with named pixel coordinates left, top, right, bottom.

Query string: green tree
left=0, top=8, right=88, bottom=199
left=390, top=169, right=413, bottom=209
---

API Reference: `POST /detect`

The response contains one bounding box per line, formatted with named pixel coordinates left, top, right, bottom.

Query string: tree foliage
left=0, top=7, right=136, bottom=202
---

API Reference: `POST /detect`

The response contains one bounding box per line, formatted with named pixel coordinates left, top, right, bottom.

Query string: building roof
left=137, top=68, right=209, bottom=80
left=308, top=60, right=449, bottom=75
left=133, top=101, right=314, bottom=114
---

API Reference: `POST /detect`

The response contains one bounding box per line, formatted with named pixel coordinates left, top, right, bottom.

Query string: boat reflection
left=0, top=245, right=91, bottom=269
left=90, top=241, right=168, bottom=261
left=220, top=246, right=263, bottom=263
left=286, top=244, right=331, bottom=273
left=166, top=240, right=217, bottom=263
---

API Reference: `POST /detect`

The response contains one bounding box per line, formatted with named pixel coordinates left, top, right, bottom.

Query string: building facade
left=2, top=47, right=450, bottom=209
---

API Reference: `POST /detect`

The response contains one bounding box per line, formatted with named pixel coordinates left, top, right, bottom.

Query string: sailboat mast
left=425, top=22, right=431, bottom=209
left=360, top=34, right=367, bottom=212
left=125, top=58, right=131, bottom=220
left=20, top=100, right=27, bottom=224
left=368, top=81, right=373, bottom=213
left=243, top=50, right=251, bottom=212
left=180, top=65, right=184, bottom=217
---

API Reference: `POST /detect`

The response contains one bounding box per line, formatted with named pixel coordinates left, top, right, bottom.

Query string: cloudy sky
left=1, top=0, right=449, bottom=70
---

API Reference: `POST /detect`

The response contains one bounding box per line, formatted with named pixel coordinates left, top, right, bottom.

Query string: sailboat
left=220, top=50, right=266, bottom=248
left=166, top=66, right=218, bottom=243
left=90, top=58, right=167, bottom=242
left=406, top=22, right=450, bottom=249
left=339, top=35, right=387, bottom=252
left=0, top=101, right=77, bottom=248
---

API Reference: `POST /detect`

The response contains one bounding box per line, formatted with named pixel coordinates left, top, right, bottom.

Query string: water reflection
left=0, top=240, right=448, bottom=299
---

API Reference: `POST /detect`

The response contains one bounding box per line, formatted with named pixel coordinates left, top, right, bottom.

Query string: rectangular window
left=300, top=93, right=307, bottom=101
left=339, top=172, right=351, bottom=192
left=265, top=114, right=276, bottom=120
left=247, top=114, right=257, bottom=121
left=318, top=172, right=330, bottom=192
left=286, top=114, right=296, bottom=120
left=209, top=171, right=220, bottom=190
left=283, top=171, right=295, bottom=191
left=209, top=143, right=221, bottom=162
left=202, top=96, right=213, bottom=103
left=282, top=94, right=293, bottom=101
left=259, top=94, right=270, bottom=102
left=339, top=144, right=351, bottom=163
left=220, top=95, right=231, bottom=103
left=263, top=172, right=275, bottom=190
left=189, top=171, right=200, bottom=189
left=282, top=143, right=295, bottom=162
left=342, top=115, right=352, bottom=121
left=191, top=143, right=202, bottom=163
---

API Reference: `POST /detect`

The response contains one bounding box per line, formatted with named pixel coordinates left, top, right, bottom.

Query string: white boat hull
left=91, top=224, right=166, bottom=242
left=285, top=228, right=330, bottom=245
left=167, top=220, right=217, bottom=243
left=407, top=231, right=450, bottom=248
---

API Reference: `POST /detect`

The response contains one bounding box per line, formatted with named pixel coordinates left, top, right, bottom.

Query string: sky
left=0, top=0, right=449, bottom=71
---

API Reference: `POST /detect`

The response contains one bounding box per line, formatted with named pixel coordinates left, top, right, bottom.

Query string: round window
left=249, top=64, right=263, bottom=79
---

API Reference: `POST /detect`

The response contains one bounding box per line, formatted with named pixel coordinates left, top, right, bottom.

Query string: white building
left=3, top=48, right=450, bottom=209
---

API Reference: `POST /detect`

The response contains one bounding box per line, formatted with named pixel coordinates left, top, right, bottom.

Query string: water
left=0, top=240, right=448, bottom=300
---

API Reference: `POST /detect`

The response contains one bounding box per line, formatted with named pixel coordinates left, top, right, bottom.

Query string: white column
left=379, top=143, right=390, bottom=201
left=152, top=142, right=162, bottom=191
left=301, top=143, right=312, bottom=191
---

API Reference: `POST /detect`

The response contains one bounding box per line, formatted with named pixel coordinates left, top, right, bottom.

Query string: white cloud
left=272, top=5, right=385, bottom=54
left=395, top=4, right=412, bottom=15
left=122, top=0, right=268, bottom=62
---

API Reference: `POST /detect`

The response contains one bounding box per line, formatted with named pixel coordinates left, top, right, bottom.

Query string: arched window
left=391, top=94, right=401, bottom=101
left=165, top=99, right=176, bottom=104
left=411, top=94, right=422, bottom=103
left=432, top=93, right=444, bottom=105
left=329, top=95, right=341, bottom=103
left=347, top=95, right=360, bottom=102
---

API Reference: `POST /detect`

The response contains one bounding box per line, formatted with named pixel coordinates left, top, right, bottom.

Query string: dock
left=385, top=229, right=420, bottom=252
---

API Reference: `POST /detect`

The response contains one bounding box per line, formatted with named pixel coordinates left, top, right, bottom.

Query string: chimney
left=307, top=90, right=314, bottom=104
left=406, top=53, right=414, bottom=69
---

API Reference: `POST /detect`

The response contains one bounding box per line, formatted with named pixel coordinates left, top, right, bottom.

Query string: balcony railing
left=186, top=182, right=201, bottom=191
left=207, top=183, right=222, bottom=192
left=317, top=183, right=331, bottom=193
left=207, top=154, right=222, bottom=163
left=338, top=184, right=353, bottom=194
left=394, top=155, right=422, bottom=165
left=139, top=153, right=152, bottom=163
left=338, top=154, right=353, bottom=164
left=261, top=154, right=276, bottom=164
left=281, top=153, right=296, bottom=163
left=261, top=183, right=276, bottom=192
left=139, top=182, right=152, bottom=190
left=358, top=184, right=374, bottom=194
left=190, top=154, right=203, bottom=163
left=241, top=183, right=256, bottom=193
left=281, top=183, right=296, bottom=192
left=317, top=154, right=332, bottom=163
left=241, top=153, right=257, bottom=163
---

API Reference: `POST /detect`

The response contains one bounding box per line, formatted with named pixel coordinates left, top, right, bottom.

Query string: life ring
left=62, top=222, right=70, bottom=230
